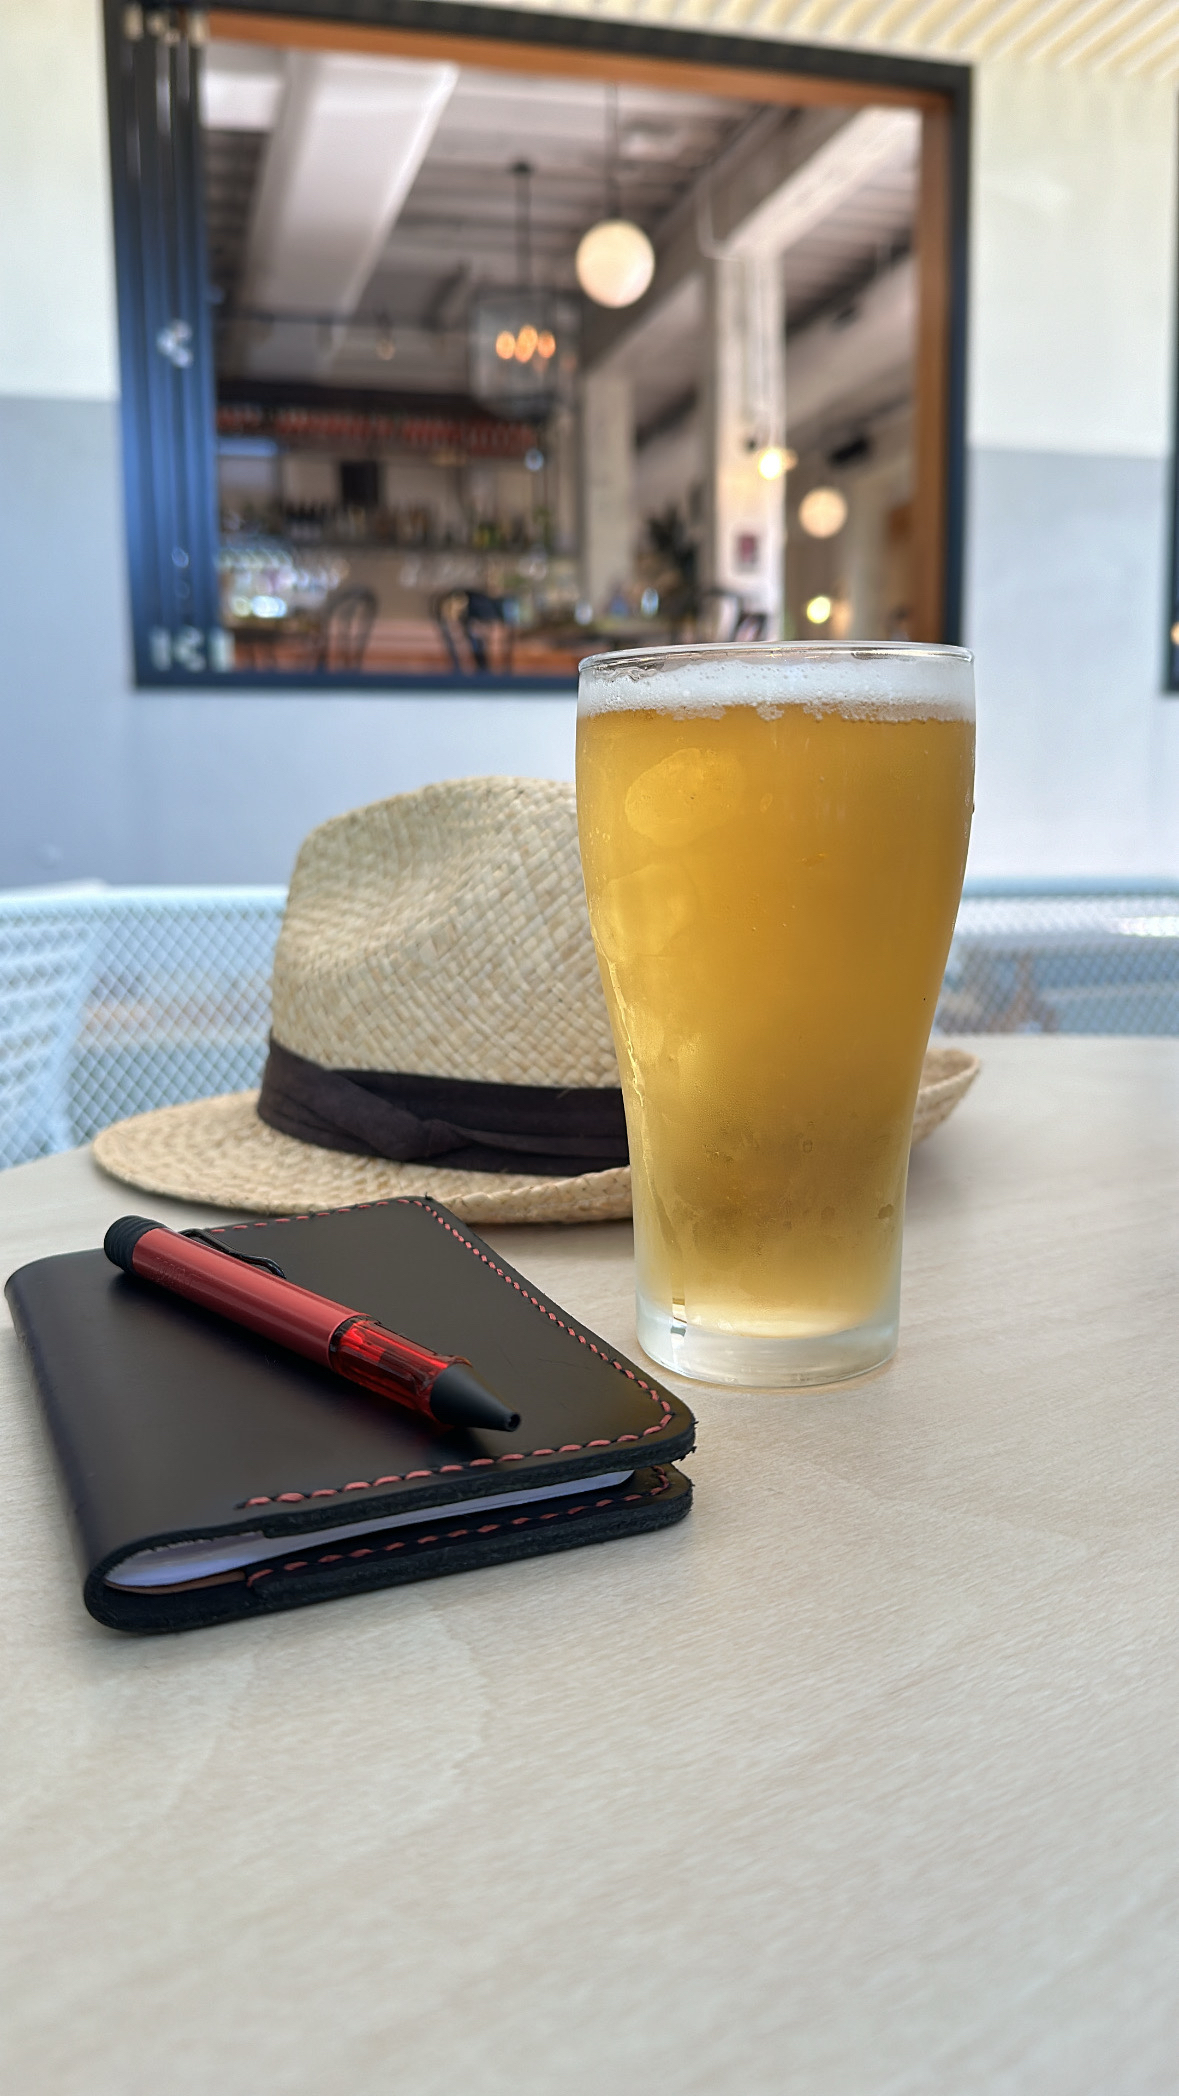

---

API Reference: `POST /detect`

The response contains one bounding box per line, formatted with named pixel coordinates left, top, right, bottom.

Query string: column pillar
left=580, top=370, right=635, bottom=615
left=701, top=254, right=786, bottom=635
left=548, top=401, right=578, bottom=560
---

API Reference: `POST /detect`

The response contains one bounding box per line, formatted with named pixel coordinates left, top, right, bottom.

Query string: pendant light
left=798, top=487, right=848, bottom=539
left=469, top=161, right=574, bottom=419
left=575, top=87, right=655, bottom=310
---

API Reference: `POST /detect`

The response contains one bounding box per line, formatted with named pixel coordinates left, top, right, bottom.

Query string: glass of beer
left=576, top=643, right=975, bottom=1387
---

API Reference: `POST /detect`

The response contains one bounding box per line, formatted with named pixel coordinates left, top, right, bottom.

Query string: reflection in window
left=200, top=38, right=921, bottom=679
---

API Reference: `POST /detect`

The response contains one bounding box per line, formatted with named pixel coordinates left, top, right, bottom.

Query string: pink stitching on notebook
left=248, top=1470, right=672, bottom=1588
left=226, top=1201, right=678, bottom=1506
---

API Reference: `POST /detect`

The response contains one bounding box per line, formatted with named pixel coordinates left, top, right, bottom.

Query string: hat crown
left=270, top=777, right=620, bottom=1089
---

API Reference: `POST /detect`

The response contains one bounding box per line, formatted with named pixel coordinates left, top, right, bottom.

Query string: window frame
left=104, top=0, right=972, bottom=692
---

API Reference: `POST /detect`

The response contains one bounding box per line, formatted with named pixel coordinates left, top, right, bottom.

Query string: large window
left=105, top=1, right=969, bottom=688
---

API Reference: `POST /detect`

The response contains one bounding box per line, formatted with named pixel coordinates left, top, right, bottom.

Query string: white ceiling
left=203, top=41, right=919, bottom=434
left=783, top=141, right=916, bottom=332
left=240, top=57, right=457, bottom=319
left=201, top=42, right=285, bottom=131
left=375, top=67, right=758, bottom=295
left=204, top=49, right=761, bottom=314
left=204, top=44, right=915, bottom=330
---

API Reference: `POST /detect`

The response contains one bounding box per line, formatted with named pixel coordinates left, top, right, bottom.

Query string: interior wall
left=634, top=416, right=701, bottom=539
left=964, top=59, right=1179, bottom=878
left=1, top=3, right=1177, bottom=886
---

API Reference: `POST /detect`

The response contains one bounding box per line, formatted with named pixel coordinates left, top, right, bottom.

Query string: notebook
left=5, top=1197, right=695, bottom=1633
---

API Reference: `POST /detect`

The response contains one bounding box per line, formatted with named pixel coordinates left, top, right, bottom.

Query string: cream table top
left=2, top=1036, right=1177, bottom=2095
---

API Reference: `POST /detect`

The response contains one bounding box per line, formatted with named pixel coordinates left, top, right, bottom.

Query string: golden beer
left=576, top=645, right=975, bottom=1385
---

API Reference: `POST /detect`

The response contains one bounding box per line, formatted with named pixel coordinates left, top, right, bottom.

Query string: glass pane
left=197, top=39, right=922, bottom=681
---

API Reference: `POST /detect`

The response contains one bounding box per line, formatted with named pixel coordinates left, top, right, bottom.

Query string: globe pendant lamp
left=576, top=87, right=655, bottom=311
left=576, top=220, right=655, bottom=310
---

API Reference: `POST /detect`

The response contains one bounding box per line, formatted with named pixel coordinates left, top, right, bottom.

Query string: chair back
left=695, top=589, right=744, bottom=643
left=433, top=590, right=515, bottom=674
left=0, top=889, right=286, bottom=1170
left=319, top=587, right=377, bottom=671
left=0, top=899, right=100, bottom=1167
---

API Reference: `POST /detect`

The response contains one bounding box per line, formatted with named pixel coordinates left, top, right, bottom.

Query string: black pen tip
left=104, top=1215, right=164, bottom=1272
left=430, top=1363, right=520, bottom=1433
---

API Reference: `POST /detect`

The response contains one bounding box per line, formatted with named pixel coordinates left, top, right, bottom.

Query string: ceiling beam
left=240, top=52, right=457, bottom=320
left=721, top=106, right=918, bottom=259
left=582, top=103, right=854, bottom=372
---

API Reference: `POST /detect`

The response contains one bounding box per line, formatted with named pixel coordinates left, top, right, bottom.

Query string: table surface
left=3, top=1036, right=1177, bottom=2095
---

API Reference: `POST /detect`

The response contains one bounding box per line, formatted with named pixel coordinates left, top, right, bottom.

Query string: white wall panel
left=970, top=61, right=1178, bottom=457
left=0, top=0, right=118, bottom=402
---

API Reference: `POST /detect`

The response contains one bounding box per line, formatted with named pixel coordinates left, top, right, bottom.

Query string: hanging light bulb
left=576, top=86, right=655, bottom=310
left=757, top=445, right=797, bottom=482
left=798, top=487, right=848, bottom=539
left=576, top=221, right=655, bottom=309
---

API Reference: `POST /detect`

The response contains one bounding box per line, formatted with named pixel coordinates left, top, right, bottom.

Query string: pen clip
left=180, top=1229, right=287, bottom=1280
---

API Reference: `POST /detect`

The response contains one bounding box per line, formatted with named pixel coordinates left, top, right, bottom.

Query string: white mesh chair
left=0, top=889, right=285, bottom=1170
left=6, top=881, right=1179, bottom=1175
left=0, top=899, right=102, bottom=1169
left=938, top=888, right=1179, bottom=1034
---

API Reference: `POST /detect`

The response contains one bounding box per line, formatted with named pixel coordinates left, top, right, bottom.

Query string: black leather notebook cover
left=5, top=1198, right=694, bottom=1634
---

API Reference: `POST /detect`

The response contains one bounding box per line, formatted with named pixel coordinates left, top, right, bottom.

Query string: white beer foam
left=578, top=643, right=974, bottom=721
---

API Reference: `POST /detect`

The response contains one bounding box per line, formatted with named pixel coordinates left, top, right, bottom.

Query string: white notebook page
left=107, top=1470, right=634, bottom=1588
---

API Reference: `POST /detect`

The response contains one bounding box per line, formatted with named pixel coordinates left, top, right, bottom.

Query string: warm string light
left=757, top=446, right=797, bottom=482
left=494, top=328, right=556, bottom=363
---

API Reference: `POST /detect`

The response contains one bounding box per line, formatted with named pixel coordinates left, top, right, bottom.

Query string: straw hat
left=93, top=777, right=979, bottom=1223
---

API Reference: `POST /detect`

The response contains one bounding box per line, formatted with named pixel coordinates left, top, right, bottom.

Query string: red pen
left=103, top=1215, right=520, bottom=1432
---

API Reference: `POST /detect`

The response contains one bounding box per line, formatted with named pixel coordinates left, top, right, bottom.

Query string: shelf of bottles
left=216, top=402, right=541, bottom=460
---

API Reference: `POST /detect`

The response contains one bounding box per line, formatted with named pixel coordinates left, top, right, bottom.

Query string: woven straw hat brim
left=91, top=1046, right=979, bottom=1225
left=92, top=1092, right=632, bottom=1225
left=912, top=1043, right=980, bottom=1144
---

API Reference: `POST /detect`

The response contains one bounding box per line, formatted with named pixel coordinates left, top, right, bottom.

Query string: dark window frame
left=104, top=0, right=972, bottom=693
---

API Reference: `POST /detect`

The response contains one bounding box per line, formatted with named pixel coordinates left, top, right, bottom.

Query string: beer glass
left=576, top=643, right=975, bottom=1387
